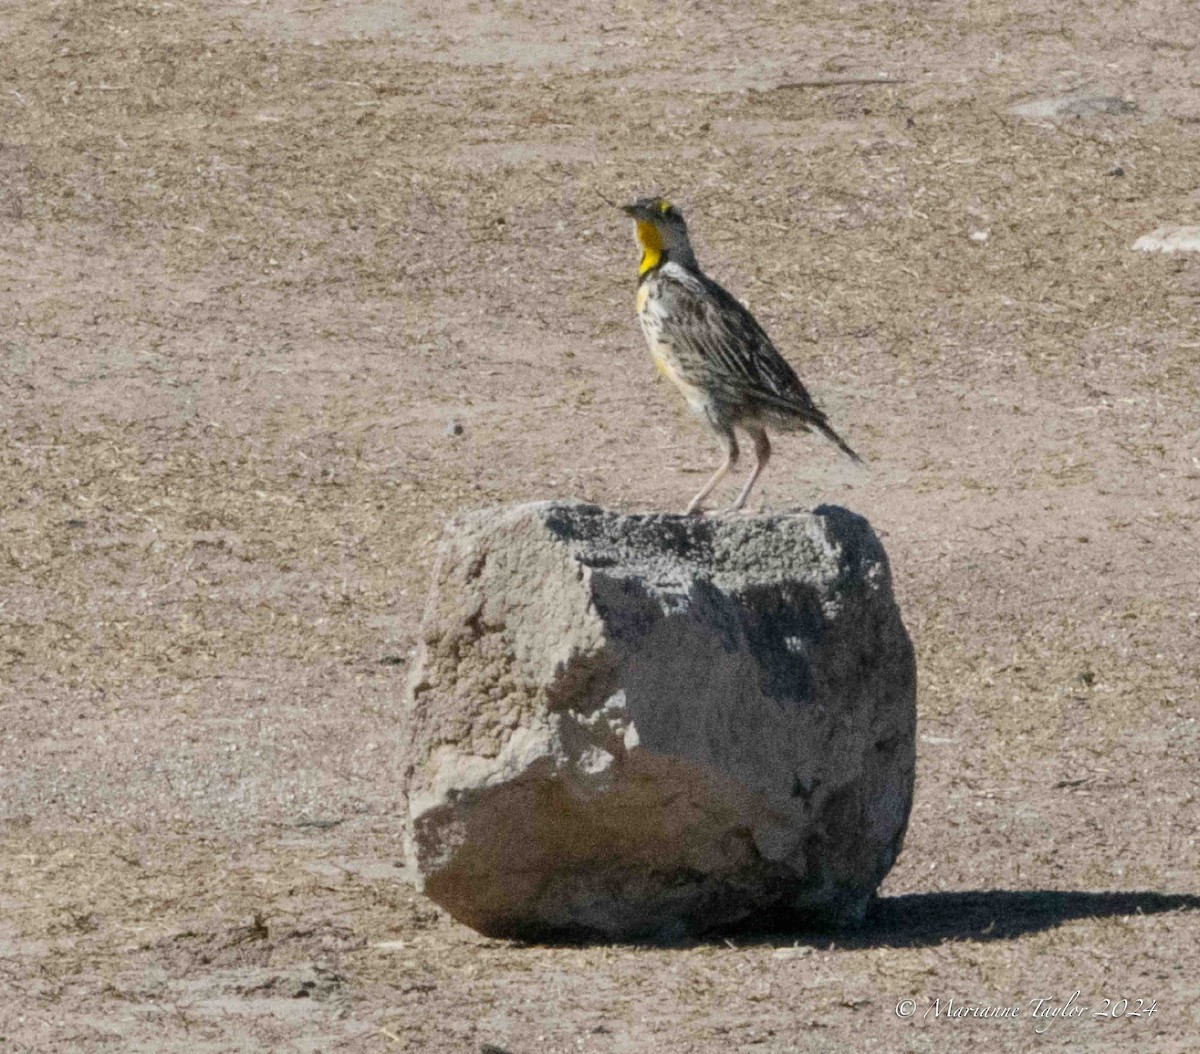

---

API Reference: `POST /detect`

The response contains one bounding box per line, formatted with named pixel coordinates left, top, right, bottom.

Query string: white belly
left=637, top=284, right=707, bottom=411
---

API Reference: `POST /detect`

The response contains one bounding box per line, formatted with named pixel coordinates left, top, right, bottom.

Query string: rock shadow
left=520, top=889, right=1200, bottom=948
left=717, top=888, right=1200, bottom=949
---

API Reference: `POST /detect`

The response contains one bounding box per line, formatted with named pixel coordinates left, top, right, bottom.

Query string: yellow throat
left=635, top=220, right=663, bottom=276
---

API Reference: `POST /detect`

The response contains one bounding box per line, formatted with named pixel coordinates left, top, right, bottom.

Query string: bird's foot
left=684, top=500, right=756, bottom=518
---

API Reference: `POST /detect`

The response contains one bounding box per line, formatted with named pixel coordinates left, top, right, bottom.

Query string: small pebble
left=1132, top=225, right=1200, bottom=253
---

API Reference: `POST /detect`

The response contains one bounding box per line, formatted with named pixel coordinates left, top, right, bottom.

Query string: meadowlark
left=622, top=196, right=862, bottom=516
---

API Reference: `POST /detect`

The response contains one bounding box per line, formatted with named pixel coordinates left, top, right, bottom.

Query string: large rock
left=400, top=500, right=916, bottom=939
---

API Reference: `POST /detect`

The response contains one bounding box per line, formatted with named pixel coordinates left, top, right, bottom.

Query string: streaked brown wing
left=654, top=269, right=826, bottom=423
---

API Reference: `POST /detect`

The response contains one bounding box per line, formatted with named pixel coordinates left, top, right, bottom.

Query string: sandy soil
left=1, top=0, right=1199, bottom=1050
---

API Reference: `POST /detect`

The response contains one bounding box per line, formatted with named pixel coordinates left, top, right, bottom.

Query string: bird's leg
left=724, top=427, right=771, bottom=514
left=685, top=427, right=738, bottom=516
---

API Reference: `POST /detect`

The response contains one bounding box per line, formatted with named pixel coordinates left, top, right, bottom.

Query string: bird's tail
left=756, top=390, right=865, bottom=463
left=814, top=418, right=864, bottom=464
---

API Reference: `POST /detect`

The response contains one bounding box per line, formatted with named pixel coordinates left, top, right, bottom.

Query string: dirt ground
left=1, top=0, right=1199, bottom=1050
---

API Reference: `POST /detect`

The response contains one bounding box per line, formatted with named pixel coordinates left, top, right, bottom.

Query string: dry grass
left=1, top=0, right=1199, bottom=1050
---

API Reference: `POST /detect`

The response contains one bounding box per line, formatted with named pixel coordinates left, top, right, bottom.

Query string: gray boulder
left=400, top=500, right=916, bottom=939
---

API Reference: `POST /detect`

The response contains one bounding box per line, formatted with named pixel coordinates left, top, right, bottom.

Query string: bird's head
left=621, top=196, right=696, bottom=276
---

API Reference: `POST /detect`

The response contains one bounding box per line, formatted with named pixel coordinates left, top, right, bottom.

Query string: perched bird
left=622, top=196, right=861, bottom=515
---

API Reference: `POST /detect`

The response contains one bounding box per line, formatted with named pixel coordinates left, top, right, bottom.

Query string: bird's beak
left=621, top=203, right=640, bottom=218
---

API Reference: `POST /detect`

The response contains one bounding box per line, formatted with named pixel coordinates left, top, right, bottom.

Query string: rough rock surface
left=400, top=500, right=916, bottom=939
